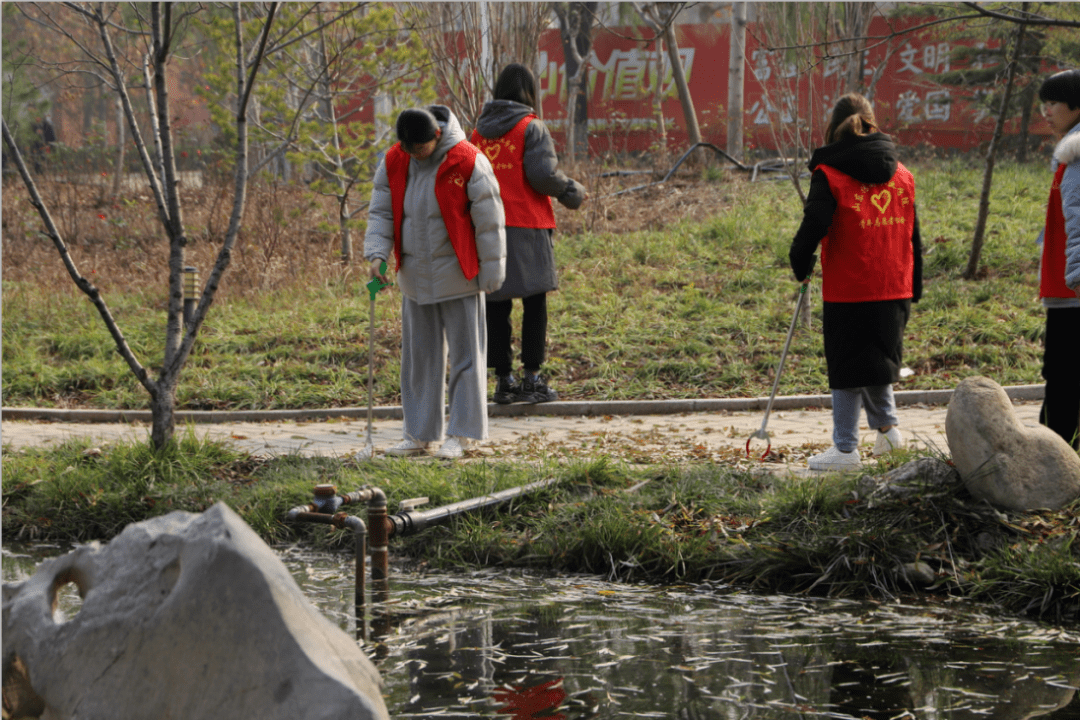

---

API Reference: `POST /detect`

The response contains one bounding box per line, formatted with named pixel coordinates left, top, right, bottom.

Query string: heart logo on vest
left=483, top=143, right=501, bottom=162
left=871, top=190, right=891, bottom=214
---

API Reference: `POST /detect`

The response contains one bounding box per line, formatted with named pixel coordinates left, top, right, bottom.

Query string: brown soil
left=2, top=163, right=750, bottom=302
left=554, top=164, right=749, bottom=237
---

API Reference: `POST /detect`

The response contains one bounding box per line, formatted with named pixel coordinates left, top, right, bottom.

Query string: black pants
left=1040, top=306, right=1080, bottom=450
left=486, top=294, right=548, bottom=376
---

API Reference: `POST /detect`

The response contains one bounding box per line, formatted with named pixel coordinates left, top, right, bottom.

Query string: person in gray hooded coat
left=471, top=63, right=587, bottom=405
left=365, top=106, right=506, bottom=459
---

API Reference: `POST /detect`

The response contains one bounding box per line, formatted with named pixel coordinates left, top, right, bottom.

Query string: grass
left=3, top=437, right=1076, bottom=624
left=3, top=154, right=1075, bottom=624
left=0, top=157, right=1051, bottom=410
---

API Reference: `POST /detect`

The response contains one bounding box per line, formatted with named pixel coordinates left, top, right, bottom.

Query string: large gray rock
left=2, top=502, right=389, bottom=720
left=945, top=376, right=1080, bottom=511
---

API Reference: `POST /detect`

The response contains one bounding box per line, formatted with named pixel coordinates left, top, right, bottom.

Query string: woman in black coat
left=789, top=93, right=923, bottom=472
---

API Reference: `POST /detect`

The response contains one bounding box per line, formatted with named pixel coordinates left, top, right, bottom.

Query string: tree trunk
left=651, top=32, right=667, bottom=153
left=149, top=388, right=176, bottom=450
left=964, top=9, right=1029, bottom=281
left=726, top=2, right=746, bottom=161
left=842, top=2, right=872, bottom=93
left=111, top=93, right=126, bottom=196
left=340, top=212, right=352, bottom=266
left=662, top=19, right=702, bottom=160
left=1017, top=81, right=1036, bottom=163
left=556, top=2, right=595, bottom=162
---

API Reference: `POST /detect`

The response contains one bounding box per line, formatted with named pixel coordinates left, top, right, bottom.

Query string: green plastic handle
left=366, top=261, right=391, bottom=301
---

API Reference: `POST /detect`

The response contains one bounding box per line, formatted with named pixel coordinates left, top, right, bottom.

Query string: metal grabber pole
left=746, top=255, right=816, bottom=460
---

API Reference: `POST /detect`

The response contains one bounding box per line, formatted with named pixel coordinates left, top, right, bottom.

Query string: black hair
left=396, top=108, right=440, bottom=151
left=493, top=63, right=537, bottom=108
left=1038, top=69, right=1080, bottom=110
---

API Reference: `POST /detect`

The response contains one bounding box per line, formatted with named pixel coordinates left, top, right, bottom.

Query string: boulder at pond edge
left=945, top=376, right=1080, bottom=511
left=2, top=502, right=389, bottom=720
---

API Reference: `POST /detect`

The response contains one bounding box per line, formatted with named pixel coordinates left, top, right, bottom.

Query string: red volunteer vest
left=470, top=115, right=557, bottom=229
left=816, top=163, right=916, bottom=303
left=385, top=141, right=481, bottom=280
left=1040, top=163, right=1072, bottom=298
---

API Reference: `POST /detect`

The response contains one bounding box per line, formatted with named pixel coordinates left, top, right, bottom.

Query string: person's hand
left=369, top=258, right=389, bottom=285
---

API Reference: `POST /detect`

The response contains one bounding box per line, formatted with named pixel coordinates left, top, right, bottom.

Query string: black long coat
left=788, top=133, right=924, bottom=390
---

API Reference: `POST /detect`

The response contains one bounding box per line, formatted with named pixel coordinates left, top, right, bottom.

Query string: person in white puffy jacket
left=1035, top=69, right=1080, bottom=449
left=365, top=106, right=507, bottom=459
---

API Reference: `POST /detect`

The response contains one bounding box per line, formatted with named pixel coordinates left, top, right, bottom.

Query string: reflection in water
left=4, top=544, right=1079, bottom=719
left=493, top=678, right=567, bottom=719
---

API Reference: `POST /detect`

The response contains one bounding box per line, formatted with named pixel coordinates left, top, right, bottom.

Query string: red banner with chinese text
left=530, top=16, right=1056, bottom=155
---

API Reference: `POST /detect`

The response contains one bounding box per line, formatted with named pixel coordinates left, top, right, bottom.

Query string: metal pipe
left=286, top=479, right=561, bottom=642
left=339, top=514, right=367, bottom=642
left=387, top=477, right=560, bottom=538
left=366, top=490, right=389, bottom=589
left=599, top=142, right=752, bottom=199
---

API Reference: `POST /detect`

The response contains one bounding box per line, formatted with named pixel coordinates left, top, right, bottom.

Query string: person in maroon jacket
left=471, top=63, right=587, bottom=404
left=789, top=93, right=923, bottom=472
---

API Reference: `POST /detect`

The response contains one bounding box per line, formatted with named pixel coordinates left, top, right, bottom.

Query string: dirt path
left=1, top=401, right=1043, bottom=472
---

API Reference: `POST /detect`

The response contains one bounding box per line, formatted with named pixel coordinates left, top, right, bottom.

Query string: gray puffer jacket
left=365, top=105, right=506, bottom=305
left=1056, top=124, right=1080, bottom=293
left=473, top=100, right=586, bottom=301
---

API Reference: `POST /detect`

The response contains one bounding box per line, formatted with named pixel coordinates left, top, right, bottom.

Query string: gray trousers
left=401, top=294, right=488, bottom=442
left=832, top=385, right=898, bottom=453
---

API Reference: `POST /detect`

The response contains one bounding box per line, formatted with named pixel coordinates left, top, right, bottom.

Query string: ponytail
left=825, top=93, right=878, bottom=145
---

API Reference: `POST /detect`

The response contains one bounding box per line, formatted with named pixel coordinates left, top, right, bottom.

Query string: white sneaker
left=385, top=438, right=429, bottom=457
left=873, top=427, right=904, bottom=456
left=808, top=446, right=862, bottom=472
left=434, top=436, right=471, bottom=459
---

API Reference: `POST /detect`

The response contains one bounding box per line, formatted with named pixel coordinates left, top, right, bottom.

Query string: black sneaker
left=492, top=374, right=523, bottom=404
left=521, top=374, right=558, bottom=404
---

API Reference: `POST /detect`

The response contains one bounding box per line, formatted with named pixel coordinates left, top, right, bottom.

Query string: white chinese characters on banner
left=898, top=41, right=951, bottom=75
left=748, top=95, right=796, bottom=125
left=538, top=47, right=698, bottom=104
left=925, top=90, right=951, bottom=122
left=591, top=47, right=695, bottom=101
left=751, top=48, right=797, bottom=83
left=896, top=88, right=952, bottom=123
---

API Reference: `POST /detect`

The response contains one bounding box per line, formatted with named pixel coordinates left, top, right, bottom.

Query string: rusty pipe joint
left=339, top=486, right=387, bottom=511
left=331, top=511, right=367, bottom=533
left=311, top=484, right=344, bottom=514
left=285, top=503, right=316, bottom=521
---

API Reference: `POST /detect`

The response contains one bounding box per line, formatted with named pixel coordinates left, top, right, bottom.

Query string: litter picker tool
left=746, top=255, right=816, bottom=461
left=359, top=262, right=392, bottom=460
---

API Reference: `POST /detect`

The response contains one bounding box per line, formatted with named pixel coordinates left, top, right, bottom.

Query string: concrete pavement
left=1, top=386, right=1044, bottom=469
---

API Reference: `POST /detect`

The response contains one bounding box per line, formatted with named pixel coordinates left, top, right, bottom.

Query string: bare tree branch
left=239, top=2, right=278, bottom=121
left=759, top=12, right=987, bottom=57
left=961, top=1, right=1080, bottom=27
left=2, top=119, right=154, bottom=395
left=179, top=1, right=279, bottom=367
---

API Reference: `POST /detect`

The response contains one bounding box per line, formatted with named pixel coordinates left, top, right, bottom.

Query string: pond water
left=4, top=543, right=1079, bottom=720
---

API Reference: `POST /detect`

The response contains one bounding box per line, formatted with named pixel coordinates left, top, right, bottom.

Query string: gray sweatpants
left=401, top=294, right=488, bottom=443
left=832, top=385, right=898, bottom=453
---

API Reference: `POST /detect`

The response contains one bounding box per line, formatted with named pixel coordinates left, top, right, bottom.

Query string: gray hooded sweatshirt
left=365, top=105, right=506, bottom=305
left=473, top=99, right=586, bottom=301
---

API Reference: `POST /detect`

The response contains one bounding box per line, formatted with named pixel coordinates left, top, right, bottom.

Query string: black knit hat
left=396, top=108, right=440, bottom=150
left=493, top=63, right=537, bottom=108
left=1039, top=69, right=1080, bottom=110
